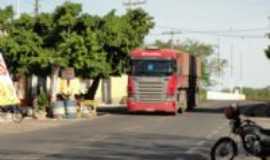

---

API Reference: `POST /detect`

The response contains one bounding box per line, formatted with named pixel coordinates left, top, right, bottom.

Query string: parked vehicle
left=127, top=48, right=201, bottom=114
left=211, top=105, right=270, bottom=160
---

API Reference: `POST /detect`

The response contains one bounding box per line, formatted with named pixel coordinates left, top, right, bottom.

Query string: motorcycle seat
left=259, top=128, right=270, bottom=147
left=260, top=128, right=270, bottom=136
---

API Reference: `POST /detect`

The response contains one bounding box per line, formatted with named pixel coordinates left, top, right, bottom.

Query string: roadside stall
left=0, top=53, right=23, bottom=123
left=52, top=68, right=97, bottom=119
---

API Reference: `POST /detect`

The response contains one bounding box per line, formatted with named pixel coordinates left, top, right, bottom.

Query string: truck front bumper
left=127, top=100, right=177, bottom=113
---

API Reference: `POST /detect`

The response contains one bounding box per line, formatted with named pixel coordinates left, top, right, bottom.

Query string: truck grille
left=135, top=78, right=166, bottom=103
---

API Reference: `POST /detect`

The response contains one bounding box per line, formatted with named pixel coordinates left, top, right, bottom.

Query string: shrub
left=36, top=89, right=49, bottom=112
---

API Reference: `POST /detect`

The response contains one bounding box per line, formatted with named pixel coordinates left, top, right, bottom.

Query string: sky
left=0, top=0, right=270, bottom=90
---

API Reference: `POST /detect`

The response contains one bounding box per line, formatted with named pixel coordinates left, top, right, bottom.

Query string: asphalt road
left=0, top=101, right=267, bottom=160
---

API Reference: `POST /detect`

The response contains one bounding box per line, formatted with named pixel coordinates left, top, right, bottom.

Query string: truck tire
left=187, top=88, right=196, bottom=111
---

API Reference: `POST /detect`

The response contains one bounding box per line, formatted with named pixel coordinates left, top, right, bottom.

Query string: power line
left=160, top=30, right=182, bottom=49
left=156, top=25, right=269, bottom=33
left=123, top=0, right=146, bottom=9
left=150, top=30, right=268, bottom=39
left=154, top=24, right=269, bottom=39
left=217, top=37, right=221, bottom=78
left=15, top=0, right=21, bottom=18
left=34, top=0, right=40, bottom=16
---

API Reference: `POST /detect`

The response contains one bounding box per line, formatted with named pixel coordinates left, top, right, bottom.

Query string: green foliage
left=266, top=33, right=270, bottom=59
left=0, top=2, right=154, bottom=99
left=37, top=89, right=49, bottom=111
left=100, top=9, right=154, bottom=75
left=0, top=28, right=45, bottom=75
left=266, top=46, right=270, bottom=59
left=242, top=87, right=270, bottom=101
left=0, top=2, right=154, bottom=79
left=0, top=6, right=13, bottom=31
left=153, top=39, right=227, bottom=87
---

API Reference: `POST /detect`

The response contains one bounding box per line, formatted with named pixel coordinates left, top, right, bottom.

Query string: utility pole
left=123, top=0, right=146, bottom=9
left=215, top=37, right=222, bottom=90
left=34, top=0, right=40, bottom=16
left=230, top=43, right=235, bottom=91
left=239, top=51, right=243, bottom=81
left=161, top=30, right=182, bottom=49
left=15, top=0, right=21, bottom=18
left=230, top=44, right=234, bottom=78
left=217, top=37, right=221, bottom=78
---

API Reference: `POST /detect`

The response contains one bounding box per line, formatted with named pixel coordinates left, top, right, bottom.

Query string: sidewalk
left=0, top=117, right=96, bottom=136
left=0, top=104, right=119, bottom=136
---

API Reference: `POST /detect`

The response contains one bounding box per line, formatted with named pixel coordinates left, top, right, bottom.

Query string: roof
left=130, top=48, right=190, bottom=59
left=130, top=48, right=177, bottom=59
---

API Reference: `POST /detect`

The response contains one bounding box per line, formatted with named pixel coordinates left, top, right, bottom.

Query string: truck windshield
left=131, top=59, right=176, bottom=76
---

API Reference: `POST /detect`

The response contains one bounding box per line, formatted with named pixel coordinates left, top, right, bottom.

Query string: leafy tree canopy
left=0, top=2, right=154, bottom=99
left=0, top=2, right=154, bottom=79
left=0, top=6, right=13, bottom=31
left=153, top=39, right=227, bottom=87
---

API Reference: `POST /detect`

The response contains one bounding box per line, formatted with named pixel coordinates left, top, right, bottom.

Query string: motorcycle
left=210, top=104, right=270, bottom=160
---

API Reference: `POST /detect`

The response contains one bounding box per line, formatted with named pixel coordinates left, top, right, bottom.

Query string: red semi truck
left=127, top=48, right=201, bottom=114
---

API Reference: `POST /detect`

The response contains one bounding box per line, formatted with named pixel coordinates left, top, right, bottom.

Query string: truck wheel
left=187, top=88, right=196, bottom=111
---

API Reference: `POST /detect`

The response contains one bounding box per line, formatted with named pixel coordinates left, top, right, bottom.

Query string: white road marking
left=196, top=140, right=206, bottom=146
left=184, top=123, right=227, bottom=155
left=86, top=135, right=109, bottom=142
left=122, top=126, right=141, bottom=132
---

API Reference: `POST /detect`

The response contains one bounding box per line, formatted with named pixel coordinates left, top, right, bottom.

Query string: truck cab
left=127, top=48, right=200, bottom=114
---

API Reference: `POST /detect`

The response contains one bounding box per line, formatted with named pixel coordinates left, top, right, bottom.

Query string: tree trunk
left=37, top=76, right=47, bottom=94
left=14, top=74, right=27, bottom=106
left=26, top=75, right=33, bottom=106
left=50, top=66, right=60, bottom=102
left=85, top=76, right=101, bottom=100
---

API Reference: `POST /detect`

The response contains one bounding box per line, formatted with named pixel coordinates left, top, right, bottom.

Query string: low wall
left=207, top=91, right=246, bottom=101
left=96, top=75, right=127, bottom=105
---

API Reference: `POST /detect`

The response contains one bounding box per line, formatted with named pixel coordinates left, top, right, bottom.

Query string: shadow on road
left=97, top=101, right=270, bottom=118
left=0, top=115, right=216, bottom=160
left=192, top=101, right=270, bottom=117
left=241, top=102, right=270, bottom=117
left=41, top=133, right=212, bottom=160
left=97, top=106, right=175, bottom=116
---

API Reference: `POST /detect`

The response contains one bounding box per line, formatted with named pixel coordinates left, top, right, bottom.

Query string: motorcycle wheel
left=210, top=137, right=238, bottom=160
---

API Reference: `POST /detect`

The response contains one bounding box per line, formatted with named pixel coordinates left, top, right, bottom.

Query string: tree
left=0, top=2, right=155, bottom=100
left=265, top=33, right=270, bottom=59
left=0, top=6, right=13, bottom=32
left=153, top=39, right=227, bottom=87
